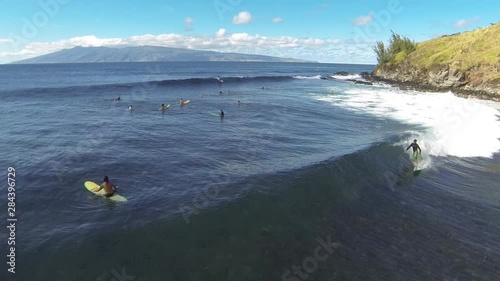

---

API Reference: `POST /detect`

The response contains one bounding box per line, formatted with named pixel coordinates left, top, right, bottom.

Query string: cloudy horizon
left=0, top=0, right=497, bottom=64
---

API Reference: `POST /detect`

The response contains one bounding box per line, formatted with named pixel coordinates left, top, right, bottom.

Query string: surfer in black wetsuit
left=220, top=110, right=224, bottom=118
left=406, top=139, right=422, bottom=161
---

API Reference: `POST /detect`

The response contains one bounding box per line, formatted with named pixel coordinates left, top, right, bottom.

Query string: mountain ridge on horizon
left=11, top=45, right=316, bottom=64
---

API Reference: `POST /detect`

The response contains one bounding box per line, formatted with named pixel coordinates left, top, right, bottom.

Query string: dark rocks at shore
left=346, top=79, right=373, bottom=86
left=329, top=69, right=498, bottom=101
left=372, top=66, right=500, bottom=102
left=334, top=71, right=350, bottom=76
left=332, top=71, right=374, bottom=85
left=370, top=71, right=500, bottom=102
left=360, top=72, right=375, bottom=81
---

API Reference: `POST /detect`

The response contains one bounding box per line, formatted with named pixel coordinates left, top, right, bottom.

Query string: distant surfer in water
left=220, top=110, right=224, bottom=118
left=115, top=97, right=121, bottom=101
left=94, top=176, right=117, bottom=197
left=128, top=105, right=133, bottom=110
left=160, top=103, right=166, bottom=110
left=179, top=98, right=184, bottom=105
left=406, top=139, right=422, bottom=164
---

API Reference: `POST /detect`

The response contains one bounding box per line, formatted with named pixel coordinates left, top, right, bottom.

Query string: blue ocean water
left=0, top=62, right=499, bottom=281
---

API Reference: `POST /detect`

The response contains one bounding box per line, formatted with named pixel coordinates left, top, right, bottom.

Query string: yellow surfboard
left=159, top=104, right=171, bottom=110
left=84, top=181, right=128, bottom=202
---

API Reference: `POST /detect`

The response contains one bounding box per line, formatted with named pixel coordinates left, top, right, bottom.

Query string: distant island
left=371, top=24, right=500, bottom=101
left=11, top=46, right=315, bottom=64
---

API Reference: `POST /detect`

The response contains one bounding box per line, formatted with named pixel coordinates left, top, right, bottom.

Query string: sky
left=0, top=0, right=499, bottom=64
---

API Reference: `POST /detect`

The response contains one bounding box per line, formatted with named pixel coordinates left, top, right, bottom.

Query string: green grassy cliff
left=373, top=24, right=500, bottom=101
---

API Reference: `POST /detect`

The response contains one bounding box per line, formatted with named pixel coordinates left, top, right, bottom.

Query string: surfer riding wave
left=406, top=139, right=422, bottom=163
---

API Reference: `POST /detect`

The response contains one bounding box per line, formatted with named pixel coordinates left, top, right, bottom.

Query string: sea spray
left=318, top=86, right=500, bottom=158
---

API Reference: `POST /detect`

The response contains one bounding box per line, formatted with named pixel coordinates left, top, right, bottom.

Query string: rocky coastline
left=332, top=69, right=500, bottom=102
left=371, top=65, right=500, bottom=102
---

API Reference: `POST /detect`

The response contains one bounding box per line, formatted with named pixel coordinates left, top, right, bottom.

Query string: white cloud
left=453, top=19, right=468, bottom=28
left=272, top=17, right=283, bottom=23
left=0, top=32, right=378, bottom=64
left=185, top=17, right=194, bottom=31
left=68, top=35, right=125, bottom=46
left=216, top=28, right=226, bottom=38
left=232, top=11, right=252, bottom=24
left=352, top=12, right=373, bottom=26
left=453, top=16, right=480, bottom=29
left=0, top=38, right=14, bottom=44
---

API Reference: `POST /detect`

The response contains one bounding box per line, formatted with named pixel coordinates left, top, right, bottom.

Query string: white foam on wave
left=331, top=74, right=362, bottom=80
left=318, top=86, right=500, bottom=158
left=293, top=75, right=322, bottom=80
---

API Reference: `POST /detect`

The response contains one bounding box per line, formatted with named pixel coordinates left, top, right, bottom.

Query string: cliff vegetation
left=373, top=24, right=500, bottom=101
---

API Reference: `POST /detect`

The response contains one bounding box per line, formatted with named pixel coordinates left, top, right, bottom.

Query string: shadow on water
left=396, top=164, right=421, bottom=186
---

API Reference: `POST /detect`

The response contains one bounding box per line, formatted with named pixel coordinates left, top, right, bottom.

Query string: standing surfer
left=406, top=139, right=422, bottom=165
